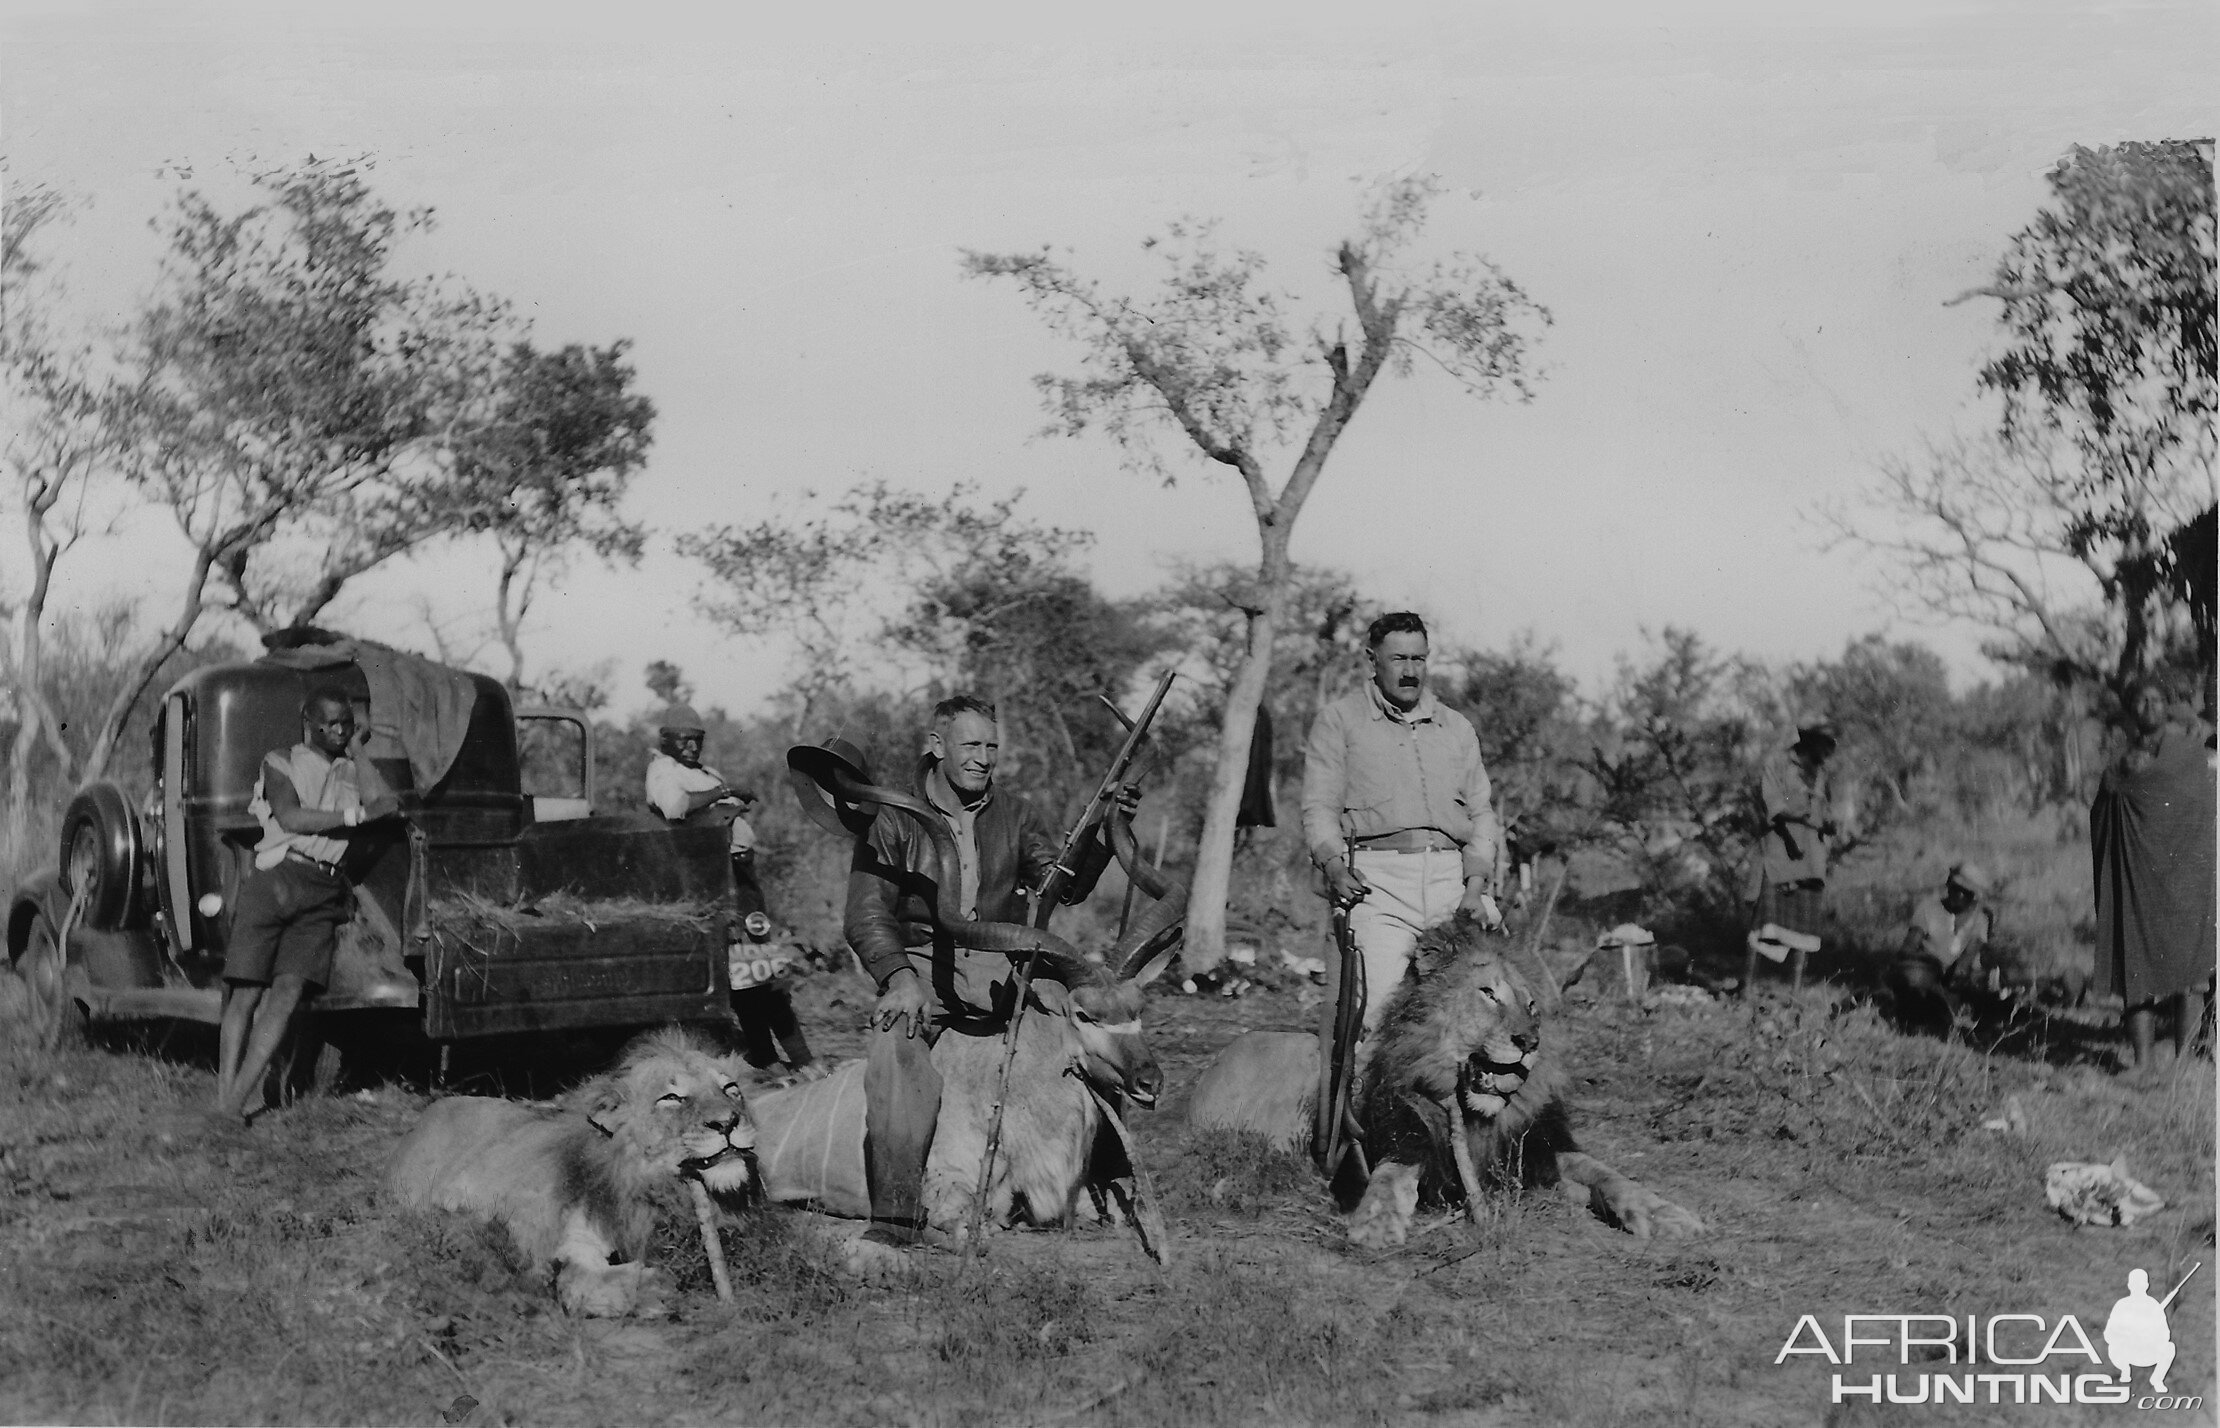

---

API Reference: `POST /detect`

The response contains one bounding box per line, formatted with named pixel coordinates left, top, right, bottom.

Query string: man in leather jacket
left=843, top=694, right=1132, bottom=1250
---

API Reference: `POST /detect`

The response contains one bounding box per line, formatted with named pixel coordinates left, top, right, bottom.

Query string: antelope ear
left=1028, top=979, right=1073, bottom=1016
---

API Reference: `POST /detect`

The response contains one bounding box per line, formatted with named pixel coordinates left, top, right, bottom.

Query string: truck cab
left=8, top=644, right=736, bottom=1044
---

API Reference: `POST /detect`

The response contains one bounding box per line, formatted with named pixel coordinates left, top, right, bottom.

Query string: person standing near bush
left=217, top=687, right=400, bottom=1121
left=645, top=704, right=817, bottom=1079
left=1744, top=720, right=1841, bottom=995
left=2091, top=691, right=2214, bottom=1073
left=1301, top=611, right=1504, bottom=1044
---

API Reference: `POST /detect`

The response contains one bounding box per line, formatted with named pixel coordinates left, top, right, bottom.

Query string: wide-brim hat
left=786, top=738, right=879, bottom=838
left=1945, top=862, right=1991, bottom=897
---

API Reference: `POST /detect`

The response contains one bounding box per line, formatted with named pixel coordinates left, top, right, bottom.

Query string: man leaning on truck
left=215, top=686, right=399, bottom=1121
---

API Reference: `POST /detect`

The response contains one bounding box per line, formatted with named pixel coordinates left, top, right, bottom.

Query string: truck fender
left=7, top=872, right=66, bottom=967
left=59, top=781, right=146, bottom=930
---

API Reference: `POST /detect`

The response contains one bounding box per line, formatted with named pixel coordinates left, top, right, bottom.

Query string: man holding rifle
left=844, top=694, right=1137, bottom=1251
left=1302, top=612, right=1504, bottom=1051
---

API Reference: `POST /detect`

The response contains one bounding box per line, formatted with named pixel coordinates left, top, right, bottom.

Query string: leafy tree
left=1846, top=141, right=2215, bottom=731
left=680, top=480, right=1089, bottom=737
left=888, top=561, right=1166, bottom=815
left=965, top=177, right=1550, bottom=965
left=1580, top=628, right=1770, bottom=914
left=449, top=339, right=654, bottom=688
left=95, top=157, right=508, bottom=775
left=1438, top=634, right=1587, bottom=857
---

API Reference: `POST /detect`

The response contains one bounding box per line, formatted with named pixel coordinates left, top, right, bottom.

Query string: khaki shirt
left=1301, top=682, right=1498, bottom=882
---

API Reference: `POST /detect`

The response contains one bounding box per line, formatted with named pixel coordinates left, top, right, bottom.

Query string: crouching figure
left=1190, top=921, right=1703, bottom=1248
left=385, top=1027, right=759, bottom=1316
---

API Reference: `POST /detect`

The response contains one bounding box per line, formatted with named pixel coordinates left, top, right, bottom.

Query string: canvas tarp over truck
left=260, top=637, right=480, bottom=790
left=2090, top=729, right=2217, bottom=1005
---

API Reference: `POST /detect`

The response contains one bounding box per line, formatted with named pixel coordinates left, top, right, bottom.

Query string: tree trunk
left=79, top=549, right=215, bottom=784
left=496, top=543, right=529, bottom=692
left=1183, top=532, right=1292, bottom=970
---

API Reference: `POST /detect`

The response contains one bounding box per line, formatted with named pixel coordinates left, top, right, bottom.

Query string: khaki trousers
left=1346, top=848, right=1466, bottom=1035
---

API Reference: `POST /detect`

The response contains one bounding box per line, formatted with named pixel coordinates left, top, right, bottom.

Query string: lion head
left=1364, top=935, right=1542, bottom=1122
left=578, top=1027, right=760, bottom=1197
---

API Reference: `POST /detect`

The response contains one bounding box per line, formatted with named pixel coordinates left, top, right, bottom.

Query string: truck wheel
left=59, top=783, right=144, bottom=932
left=15, top=913, right=85, bottom=1050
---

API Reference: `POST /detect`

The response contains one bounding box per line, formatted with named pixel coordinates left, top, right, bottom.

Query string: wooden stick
left=1440, top=1094, right=1487, bottom=1227
left=688, top=1181, right=734, bottom=1302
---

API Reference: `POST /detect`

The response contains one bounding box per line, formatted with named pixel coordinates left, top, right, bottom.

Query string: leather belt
left=285, top=848, right=344, bottom=876
left=1353, top=830, right=1461, bottom=854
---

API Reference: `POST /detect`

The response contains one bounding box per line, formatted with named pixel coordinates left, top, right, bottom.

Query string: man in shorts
left=216, top=687, right=400, bottom=1120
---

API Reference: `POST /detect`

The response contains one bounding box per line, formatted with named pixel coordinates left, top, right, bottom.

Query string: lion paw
left=557, top=1260, right=668, bottom=1317
left=1595, top=1184, right=1705, bottom=1240
left=1346, top=1163, right=1422, bottom=1249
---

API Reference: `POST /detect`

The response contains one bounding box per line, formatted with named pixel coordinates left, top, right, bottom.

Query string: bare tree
left=963, top=176, right=1550, bottom=967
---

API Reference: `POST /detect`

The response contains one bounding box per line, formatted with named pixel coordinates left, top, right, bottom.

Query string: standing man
left=646, top=704, right=818, bottom=1079
left=844, top=694, right=1129, bottom=1254
left=1744, top=720, right=1841, bottom=996
left=1301, top=612, right=1503, bottom=1044
left=217, top=687, right=400, bottom=1121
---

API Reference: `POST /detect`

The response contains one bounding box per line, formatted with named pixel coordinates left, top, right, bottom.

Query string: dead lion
left=1189, top=922, right=1703, bottom=1248
left=385, top=1027, right=758, bottom=1316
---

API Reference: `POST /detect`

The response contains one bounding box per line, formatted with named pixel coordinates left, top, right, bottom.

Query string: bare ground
left=1, top=962, right=2212, bottom=1428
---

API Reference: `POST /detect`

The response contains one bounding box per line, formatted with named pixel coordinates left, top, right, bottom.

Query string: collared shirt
left=249, top=744, right=363, bottom=870
left=923, top=767, right=984, bottom=921
left=1300, top=681, right=1498, bottom=883
left=645, top=751, right=726, bottom=820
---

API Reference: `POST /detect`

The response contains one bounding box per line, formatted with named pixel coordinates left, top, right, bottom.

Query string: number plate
left=728, top=944, right=795, bottom=990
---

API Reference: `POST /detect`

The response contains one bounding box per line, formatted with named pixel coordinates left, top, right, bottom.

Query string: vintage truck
left=5, top=637, right=745, bottom=1057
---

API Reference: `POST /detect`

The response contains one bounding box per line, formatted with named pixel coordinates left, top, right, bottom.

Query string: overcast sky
left=5, top=1, right=2212, bottom=717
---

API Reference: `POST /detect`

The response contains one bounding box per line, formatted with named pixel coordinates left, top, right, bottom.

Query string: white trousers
left=1347, top=848, right=1466, bottom=1035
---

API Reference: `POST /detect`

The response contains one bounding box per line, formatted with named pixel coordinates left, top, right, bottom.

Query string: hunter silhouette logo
left=2105, top=1264, right=2197, bottom=1394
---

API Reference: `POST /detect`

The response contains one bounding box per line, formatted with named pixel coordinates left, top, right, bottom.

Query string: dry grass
left=2, top=912, right=2212, bottom=1426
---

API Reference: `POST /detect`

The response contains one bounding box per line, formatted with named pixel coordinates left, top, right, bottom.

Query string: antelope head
left=1032, top=975, right=1161, bottom=1108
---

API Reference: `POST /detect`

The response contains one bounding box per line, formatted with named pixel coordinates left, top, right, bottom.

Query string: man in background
left=646, top=704, right=817, bottom=1079
left=1744, top=720, right=1841, bottom=996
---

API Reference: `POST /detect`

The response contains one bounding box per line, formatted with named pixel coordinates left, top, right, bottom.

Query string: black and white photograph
left=2, top=3, right=2213, bottom=1423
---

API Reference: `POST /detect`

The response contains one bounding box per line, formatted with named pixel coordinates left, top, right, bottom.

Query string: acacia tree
left=681, top=480, right=1089, bottom=737
left=449, top=340, right=655, bottom=689
left=92, top=157, right=507, bottom=777
left=1845, top=141, right=2215, bottom=729
left=964, top=176, right=1550, bottom=967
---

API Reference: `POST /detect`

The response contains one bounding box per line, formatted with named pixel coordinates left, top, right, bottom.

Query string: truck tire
left=59, top=783, right=144, bottom=932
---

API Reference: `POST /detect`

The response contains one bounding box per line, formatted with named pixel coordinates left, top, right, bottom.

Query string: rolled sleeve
left=1458, top=725, right=1499, bottom=883
left=1300, top=700, right=1352, bottom=867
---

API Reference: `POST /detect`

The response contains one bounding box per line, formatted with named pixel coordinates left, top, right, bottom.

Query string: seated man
left=844, top=694, right=1131, bottom=1252
left=1885, top=862, right=1994, bottom=1037
left=646, top=704, right=817, bottom=1079
left=218, top=686, right=401, bottom=1121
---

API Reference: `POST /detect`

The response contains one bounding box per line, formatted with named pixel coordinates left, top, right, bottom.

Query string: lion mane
left=1187, top=922, right=1703, bottom=1249
left=1345, top=923, right=1704, bottom=1248
left=385, top=1026, right=759, bottom=1316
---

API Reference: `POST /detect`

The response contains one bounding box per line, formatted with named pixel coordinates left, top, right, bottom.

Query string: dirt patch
left=1, top=962, right=2210, bottom=1425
